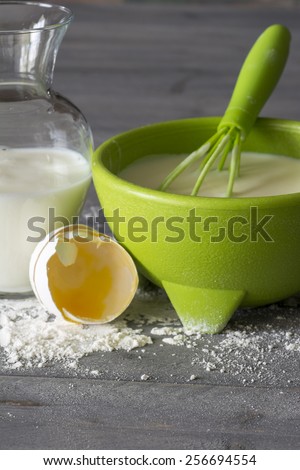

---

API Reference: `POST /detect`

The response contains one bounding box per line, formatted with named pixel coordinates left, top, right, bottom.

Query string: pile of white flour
left=0, top=297, right=153, bottom=370
left=0, top=287, right=191, bottom=370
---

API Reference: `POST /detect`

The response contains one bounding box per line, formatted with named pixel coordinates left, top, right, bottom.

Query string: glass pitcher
left=0, top=2, right=93, bottom=294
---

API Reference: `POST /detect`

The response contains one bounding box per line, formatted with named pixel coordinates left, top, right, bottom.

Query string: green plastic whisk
left=159, top=24, right=291, bottom=197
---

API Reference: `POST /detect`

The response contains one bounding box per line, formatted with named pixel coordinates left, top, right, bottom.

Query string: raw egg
left=29, top=225, right=138, bottom=324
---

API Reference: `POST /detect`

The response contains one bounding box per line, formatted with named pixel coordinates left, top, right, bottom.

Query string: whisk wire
left=158, top=127, right=227, bottom=192
left=197, top=128, right=228, bottom=171
left=226, top=130, right=242, bottom=197
left=191, top=131, right=233, bottom=197
left=191, top=126, right=238, bottom=196
left=218, top=134, right=235, bottom=171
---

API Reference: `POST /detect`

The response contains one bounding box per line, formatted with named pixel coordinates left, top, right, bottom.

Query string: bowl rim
left=93, top=116, right=300, bottom=210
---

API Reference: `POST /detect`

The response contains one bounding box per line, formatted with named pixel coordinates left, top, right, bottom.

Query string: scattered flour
left=191, top=304, right=300, bottom=384
left=162, top=334, right=186, bottom=346
left=189, top=374, right=197, bottom=381
left=151, top=326, right=182, bottom=336
left=0, top=297, right=152, bottom=370
left=1, top=288, right=300, bottom=387
left=140, top=374, right=150, bottom=381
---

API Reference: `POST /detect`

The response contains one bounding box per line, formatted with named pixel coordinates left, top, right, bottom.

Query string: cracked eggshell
left=29, top=225, right=139, bottom=324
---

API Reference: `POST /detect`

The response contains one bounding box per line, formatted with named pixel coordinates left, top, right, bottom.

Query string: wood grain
left=51, top=2, right=300, bottom=148
left=1, top=376, right=300, bottom=450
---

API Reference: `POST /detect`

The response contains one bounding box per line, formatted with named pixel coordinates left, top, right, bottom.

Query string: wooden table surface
left=1, top=0, right=300, bottom=450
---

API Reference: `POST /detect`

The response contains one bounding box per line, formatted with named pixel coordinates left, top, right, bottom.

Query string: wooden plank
left=50, top=2, right=300, bottom=146
left=1, top=293, right=300, bottom=391
left=0, top=375, right=300, bottom=450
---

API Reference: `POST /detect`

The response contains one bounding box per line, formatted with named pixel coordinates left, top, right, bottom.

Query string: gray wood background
left=1, top=0, right=300, bottom=450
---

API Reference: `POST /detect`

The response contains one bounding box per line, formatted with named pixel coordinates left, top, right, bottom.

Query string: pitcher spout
left=0, top=2, right=73, bottom=92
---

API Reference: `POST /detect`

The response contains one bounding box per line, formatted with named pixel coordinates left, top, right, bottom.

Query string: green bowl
left=93, top=117, right=300, bottom=333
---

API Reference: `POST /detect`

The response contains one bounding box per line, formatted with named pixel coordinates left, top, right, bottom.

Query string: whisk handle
left=218, top=24, right=290, bottom=140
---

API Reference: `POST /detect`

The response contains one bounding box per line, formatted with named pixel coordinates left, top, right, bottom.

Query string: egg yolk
left=46, top=233, right=137, bottom=323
